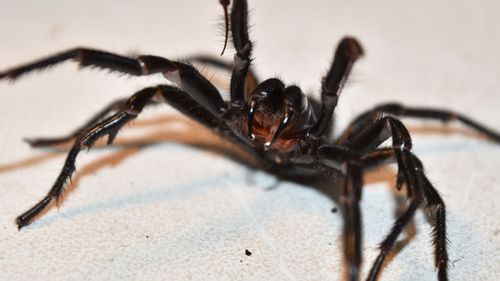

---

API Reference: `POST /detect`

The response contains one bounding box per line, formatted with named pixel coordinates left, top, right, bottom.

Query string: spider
left=1, top=1, right=499, bottom=280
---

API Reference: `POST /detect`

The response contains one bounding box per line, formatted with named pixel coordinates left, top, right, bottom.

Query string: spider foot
left=16, top=195, right=51, bottom=230
left=16, top=213, right=32, bottom=230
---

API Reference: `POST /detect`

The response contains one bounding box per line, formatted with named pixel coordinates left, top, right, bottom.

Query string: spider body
left=1, top=1, right=500, bottom=281
left=229, top=78, right=315, bottom=153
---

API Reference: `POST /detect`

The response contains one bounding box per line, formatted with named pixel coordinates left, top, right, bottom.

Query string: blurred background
left=0, top=0, right=499, bottom=280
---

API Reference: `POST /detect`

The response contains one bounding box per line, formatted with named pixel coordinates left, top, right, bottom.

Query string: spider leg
left=308, top=37, right=364, bottom=137
left=0, top=48, right=226, bottom=115
left=360, top=148, right=422, bottom=281
left=16, top=85, right=225, bottom=230
left=341, top=161, right=364, bottom=281
left=361, top=148, right=448, bottom=281
left=366, top=194, right=422, bottom=281
left=25, top=98, right=128, bottom=147
left=315, top=145, right=363, bottom=281
left=189, top=55, right=260, bottom=94
left=341, top=116, right=449, bottom=280
left=338, top=103, right=500, bottom=144
left=226, top=0, right=253, bottom=104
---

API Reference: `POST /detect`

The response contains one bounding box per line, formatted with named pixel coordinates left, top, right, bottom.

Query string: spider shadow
left=2, top=114, right=256, bottom=226
left=287, top=163, right=415, bottom=279
left=2, top=114, right=490, bottom=278
left=0, top=114, right=246, bottom=175
left=57, top=116, right=254, bottom=208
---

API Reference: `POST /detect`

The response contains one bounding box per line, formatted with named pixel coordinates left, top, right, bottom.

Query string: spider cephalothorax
left=1, top=1, right=499, bottom=281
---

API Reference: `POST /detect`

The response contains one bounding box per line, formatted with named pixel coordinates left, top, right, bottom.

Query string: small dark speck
left=331, top=207, right=338, bottom=213
left=146, top=235, right=150, bottom=238
left=240, top=259, right=243, bottom=263
left=245, top=249, right=252, bottom=256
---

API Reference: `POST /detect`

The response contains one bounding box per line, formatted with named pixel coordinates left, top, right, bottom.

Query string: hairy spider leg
left=189, top=55, right=260, bottom=95
left=316, top=145, right=364, bottom=281
left=364, top=149, right=449, bottom=281
left=315, top=115, right=449, bottom=281
left=344, top=116, right=448, bottom=281
left=24, top=54, right=261, bottom=148
left=226, top=0, right=253, bottom=104
left=15, top=85, right=232, bottom=229
left=0, top=49, right=226, bottom=115
left=308, top=37, right=364, bottom=137
left=337, top=103, right=500, bottom=144
left=336, top=102, right=500, bottom=196
left=342, top=160, right=363, bottom=281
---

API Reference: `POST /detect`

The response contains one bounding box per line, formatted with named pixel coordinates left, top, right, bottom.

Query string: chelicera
left=1, top=1, right=499, bottom=280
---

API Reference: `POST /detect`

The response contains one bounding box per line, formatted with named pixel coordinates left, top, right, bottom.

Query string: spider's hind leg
left=16, top=84, right=222, bottom=229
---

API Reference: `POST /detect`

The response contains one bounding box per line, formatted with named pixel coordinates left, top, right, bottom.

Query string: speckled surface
left=1, top=1, right=499, bottom=280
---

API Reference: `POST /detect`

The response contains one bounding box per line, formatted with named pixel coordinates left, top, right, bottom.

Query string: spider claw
left=219, top=0, right=230, bottom=56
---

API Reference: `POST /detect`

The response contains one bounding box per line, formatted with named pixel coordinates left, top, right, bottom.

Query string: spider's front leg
left=0, top=48, right=234, bottom=148
left=189, top=55, right=260, bottom=95
left=308, top=37, right=364, bottom=137
left=22, top=53, right=262, bottom=148
left=0, top=48, right=226, bottom=115
left=222, top=0, right=253, bottom=104
left=15, top=85, right=223, bottom=229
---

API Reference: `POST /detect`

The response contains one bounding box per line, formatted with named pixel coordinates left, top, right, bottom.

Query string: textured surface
left=1, top=0, right=500, bottom=280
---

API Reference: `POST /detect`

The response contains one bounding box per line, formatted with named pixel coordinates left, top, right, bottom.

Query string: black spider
left=1, top=1, right=499, bottom=280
